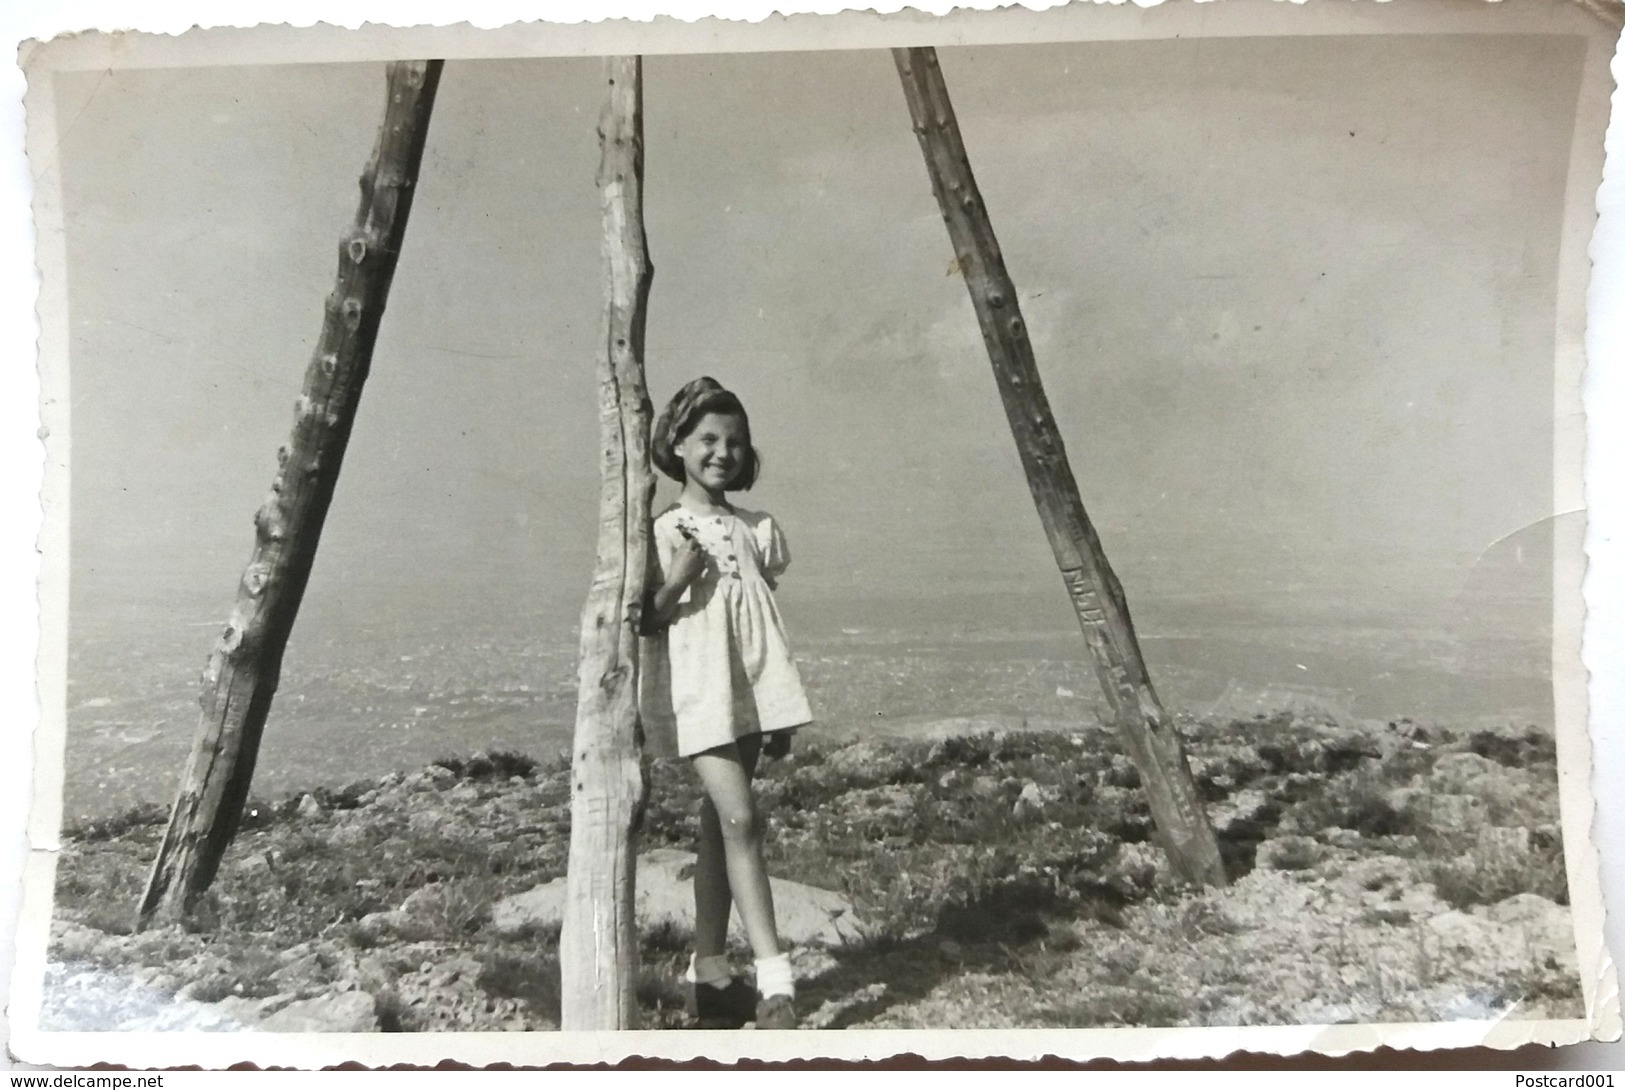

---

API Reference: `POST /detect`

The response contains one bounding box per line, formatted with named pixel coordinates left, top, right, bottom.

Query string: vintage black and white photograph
left=9, top=0, right=1621, bottom=1066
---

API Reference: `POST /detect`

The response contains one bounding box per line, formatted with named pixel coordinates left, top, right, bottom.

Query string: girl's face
left=675, top=411, right=748, bottom=493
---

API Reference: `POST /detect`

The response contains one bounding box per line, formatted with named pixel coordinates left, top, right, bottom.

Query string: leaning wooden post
left=560, top=55, right=656, bottom=1031
left=893, top=47, right=1226, bottom=887
left=136, top=60, right=445, bottom=928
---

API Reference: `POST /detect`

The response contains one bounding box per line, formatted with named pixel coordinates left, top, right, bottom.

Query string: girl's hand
left=764, top=730, right=793, bottom=760
left=668, top=538, right=707, bottom=589
left=644, top=531, right=707, bottom=630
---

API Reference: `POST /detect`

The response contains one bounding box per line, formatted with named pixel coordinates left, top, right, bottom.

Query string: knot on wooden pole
left=243, top=562, right=273, bottom=598
left=253, top=503, right=286, bottom=543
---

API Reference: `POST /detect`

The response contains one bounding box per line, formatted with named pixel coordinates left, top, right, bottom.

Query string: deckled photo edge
left=14, top=35, right=73, bottom=1057
left=12, top=0, right=1622, bottom=1066
left=1557, top=22, right=1624, bottom=1044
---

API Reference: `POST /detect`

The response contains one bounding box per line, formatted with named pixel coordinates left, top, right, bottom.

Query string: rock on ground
left=1256, top=835, right=1322, bottom=871
left=39, top=963, right=248, bottom=1032
left=37, top=962, right=379, bottom=1033
left=492, top=847, right=865, bottom=946
left=1482, top=892, right=1577, bottom=967
left=823, top=741, right=912, bottom=785
left=254, top=990, right=378, bottom=1033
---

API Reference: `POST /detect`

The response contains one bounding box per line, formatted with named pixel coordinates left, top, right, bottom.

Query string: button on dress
left=639, top=505, right=814, bottom=758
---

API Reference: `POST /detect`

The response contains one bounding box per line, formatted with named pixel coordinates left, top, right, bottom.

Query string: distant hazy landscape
left=63, top=536, right=1553, bottom=823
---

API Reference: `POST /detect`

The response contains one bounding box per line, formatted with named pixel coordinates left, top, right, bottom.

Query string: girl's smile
left=676, top=412, right=749, bottom=497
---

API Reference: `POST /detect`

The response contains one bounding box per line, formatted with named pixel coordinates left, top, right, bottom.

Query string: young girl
left=640, top=376, right=812, bottom=1031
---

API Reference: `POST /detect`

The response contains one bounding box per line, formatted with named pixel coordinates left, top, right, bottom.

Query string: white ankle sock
left=754, top=953, right=794, bottom=999
left=688, top=954, right=732, bottom=987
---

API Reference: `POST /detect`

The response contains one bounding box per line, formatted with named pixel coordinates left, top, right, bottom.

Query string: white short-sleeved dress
left=639, top=504, right=814, bottom=758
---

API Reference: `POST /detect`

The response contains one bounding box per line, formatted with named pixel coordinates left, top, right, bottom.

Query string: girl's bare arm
left=643, top=540, right=706, bottom=630
left=645, top=579, right=687, bottom=629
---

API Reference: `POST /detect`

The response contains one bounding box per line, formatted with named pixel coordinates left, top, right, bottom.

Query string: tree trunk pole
left=137, top=60, right=445, bottom=929
left=560, top=55, right=656, bottom=1031
left=893, top=47, right=1227, bottom=888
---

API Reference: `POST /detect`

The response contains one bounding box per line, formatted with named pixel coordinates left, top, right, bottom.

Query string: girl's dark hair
left=652, top=377, right=760, bottom=491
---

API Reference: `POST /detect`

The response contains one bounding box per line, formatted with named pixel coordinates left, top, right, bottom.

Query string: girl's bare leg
left=691, top=798, right=731, bottom=959
left=692, top=735, right=764, bottom=958
left=691, top=736, right=780, bottom=960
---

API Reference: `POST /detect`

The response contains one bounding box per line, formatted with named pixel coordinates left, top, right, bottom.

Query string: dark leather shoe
left=687, top=977, right=758, bottom=1029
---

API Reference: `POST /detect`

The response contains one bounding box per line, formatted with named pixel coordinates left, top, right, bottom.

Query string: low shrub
left=478, top=952, right=561, bottom=1024
left=1428, top=835, right=1569, bottom=910
left=437, top=750, right=539, bottom=781
left=1286, top=768, right=1411, bottom=839
left=1466, top=728, right=1555, bottom=769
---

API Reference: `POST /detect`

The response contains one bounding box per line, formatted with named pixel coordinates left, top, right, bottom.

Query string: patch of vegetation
left=1428, top=836, right=1569, bottom=910
left=1036, top=985, right=1190, bottom=1029
left=477, top=952, right=562, bottom=1024
left=1286, top=767, right=1412, bottom=839
left=63, top=802, right=169, bottom=843
left=430, top=750, right=540, bottom=782
left=1465, top=728, right=1556, bottom=769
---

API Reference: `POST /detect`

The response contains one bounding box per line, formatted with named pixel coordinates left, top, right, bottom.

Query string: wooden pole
left=137, top=60, right=445, bottom=928
left=893, top=47, right=1227, bottom=888
left=560, top=55, right=656, bottom=1031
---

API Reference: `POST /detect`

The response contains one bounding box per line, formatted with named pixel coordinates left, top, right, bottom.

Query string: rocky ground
left=42, top=712, right=1582, bottom=1032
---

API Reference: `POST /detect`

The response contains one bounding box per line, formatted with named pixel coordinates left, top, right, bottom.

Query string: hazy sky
left=55, top=33, right=1583, bottom=616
